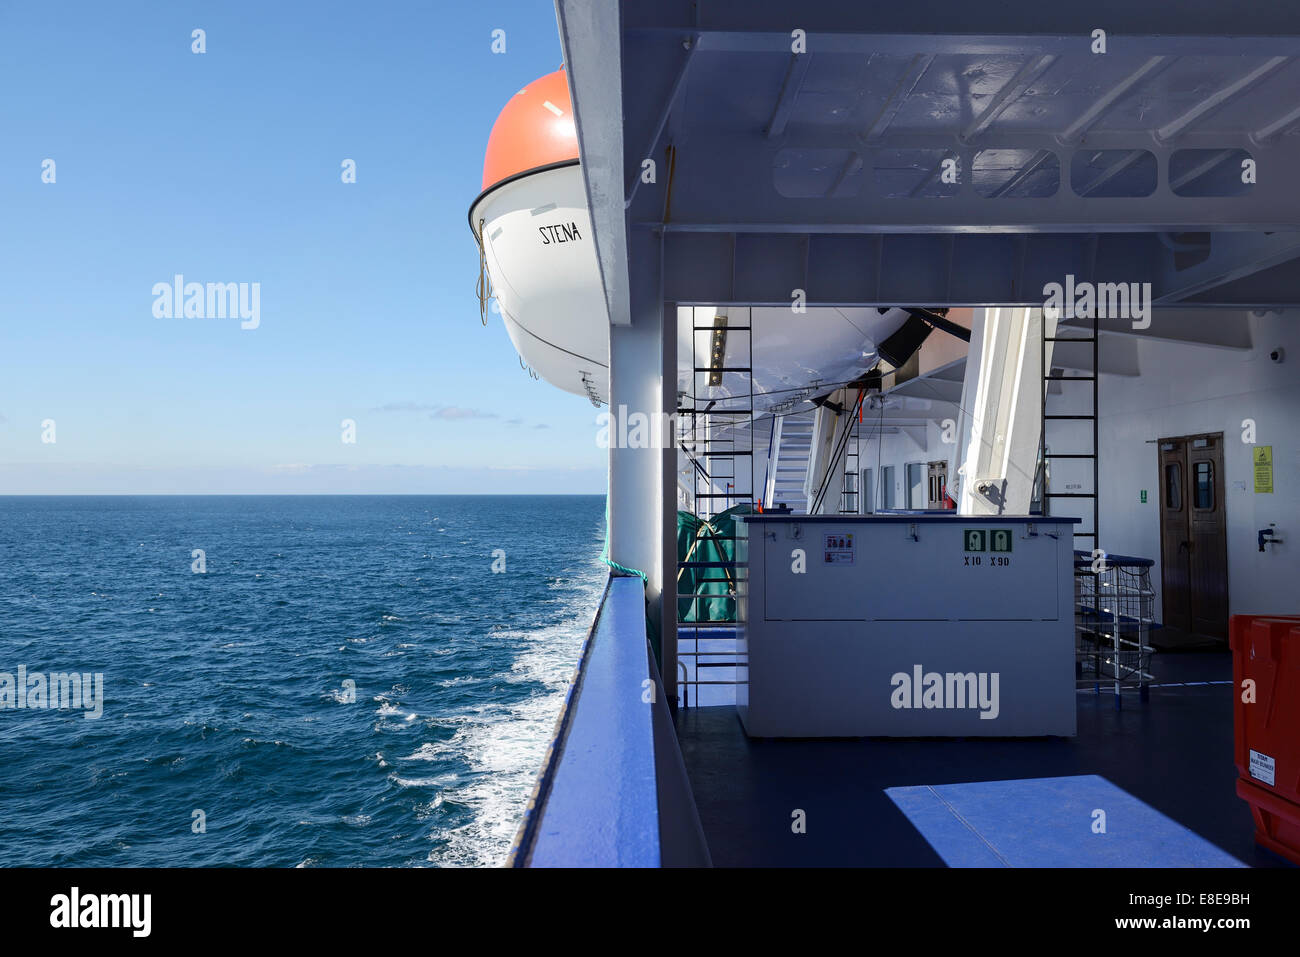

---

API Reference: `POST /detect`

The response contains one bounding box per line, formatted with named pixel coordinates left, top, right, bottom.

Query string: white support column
left=762, top=416, right=783, bottom=508
left=607, top=318, right=661, bottom=577
left=607, top=229, right=674, bottom=702
left=952, top=307, right=1056, bottom=515
left=659, top=299, right=677, bottom=705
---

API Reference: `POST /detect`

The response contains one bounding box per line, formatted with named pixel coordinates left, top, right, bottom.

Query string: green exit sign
left=1140, top=489, right=1148, bottom=504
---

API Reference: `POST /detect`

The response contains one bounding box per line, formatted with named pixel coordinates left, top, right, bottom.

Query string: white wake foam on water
left=391, top=772, right=459, bottom=788
left=374, top=698, right=418, bottom=727
left=402, top=742, right=454, bottom=761
left=436, top=540, right=605, bottom=868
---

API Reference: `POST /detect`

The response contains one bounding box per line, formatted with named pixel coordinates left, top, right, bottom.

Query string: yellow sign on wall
left=1254, top=445, right=1274, bottom=494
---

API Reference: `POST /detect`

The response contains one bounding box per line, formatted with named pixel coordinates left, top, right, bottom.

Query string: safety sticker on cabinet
left=824, top=532, right=855, bottom=565
left=964, top=529, right=1013, bottom=553
left=1249, top=749, right=1276, bottom=787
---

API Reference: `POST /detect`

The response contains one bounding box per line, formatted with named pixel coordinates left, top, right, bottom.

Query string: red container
left=1231, top=614, right=1300, bottom=865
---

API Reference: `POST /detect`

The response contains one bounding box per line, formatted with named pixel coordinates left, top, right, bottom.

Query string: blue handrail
left=510, top=575, right=660, bottom=867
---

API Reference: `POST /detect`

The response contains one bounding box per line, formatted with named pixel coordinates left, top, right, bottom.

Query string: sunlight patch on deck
left=886, top=775, right=1244, bottom=868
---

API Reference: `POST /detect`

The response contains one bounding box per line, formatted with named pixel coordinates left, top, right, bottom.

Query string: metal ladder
left=684, top=311, right=754, bottom=520
left=1041, top=310, right=1100, bottom=552
left=675, top=310, right=753, bottom=708
left=839, top=402, right=862, bottom=513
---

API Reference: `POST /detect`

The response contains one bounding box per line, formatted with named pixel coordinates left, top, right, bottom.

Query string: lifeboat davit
left=469, top=69, right=609, bottom=405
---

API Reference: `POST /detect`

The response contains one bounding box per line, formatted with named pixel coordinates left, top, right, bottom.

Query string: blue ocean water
left=0, top=495, right=606, bottom=867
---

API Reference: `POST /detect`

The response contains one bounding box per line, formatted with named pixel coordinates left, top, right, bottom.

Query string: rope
left=599, top=495, right=647, bottom=582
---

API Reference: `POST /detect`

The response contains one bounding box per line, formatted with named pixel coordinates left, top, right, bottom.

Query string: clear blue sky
left=0, top=1, right=606, bottom=493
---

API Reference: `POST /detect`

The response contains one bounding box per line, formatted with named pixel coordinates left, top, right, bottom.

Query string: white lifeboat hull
left=471, top=162, right=609, bottom=404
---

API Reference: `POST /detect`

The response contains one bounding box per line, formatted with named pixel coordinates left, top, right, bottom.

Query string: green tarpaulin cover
left=676, top=504, right=752, bottom=622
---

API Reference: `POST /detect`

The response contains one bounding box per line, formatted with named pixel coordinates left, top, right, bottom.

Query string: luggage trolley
left=1073, top=551, right=1157, bottom=706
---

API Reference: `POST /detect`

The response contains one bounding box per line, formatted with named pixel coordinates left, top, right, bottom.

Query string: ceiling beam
left=1167, top=149, right=1239, bottom=192
left=1058, top=56, right=1173, bottom=144
left=986, top=149, right=1056, bottom=199
left=642, top=129, right=1300, bottom=232
left=765, top=52, right=813, bottom=138
left=662, top=230, right=1300, bottom=308
left=1254, top=101, right=1300, bottom=143
left=1075, top=149, right=1150, bottom=197
left=961, top=55, right=1058, bottom=141
left=675, top=31, right=1300, bottom=58
left=1156, top=56, right=1291, bottom=142
left=864, top=54, right=934, bottom=141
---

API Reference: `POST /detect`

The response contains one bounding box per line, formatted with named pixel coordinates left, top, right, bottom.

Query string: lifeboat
left=470, top=73, right=922, bottom=413
left=468, top=69, right=609, bottom=405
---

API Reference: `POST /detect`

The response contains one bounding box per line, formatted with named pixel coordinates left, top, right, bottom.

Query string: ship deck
left=675, top=650, right=1285, bottom=868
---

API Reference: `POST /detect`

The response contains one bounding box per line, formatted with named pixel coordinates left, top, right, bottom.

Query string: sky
left=0, top=0, right=607, bottom=493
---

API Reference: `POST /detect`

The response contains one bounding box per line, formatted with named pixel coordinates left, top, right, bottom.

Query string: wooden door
left=1186, top=434, right=1228, bottom=639
left=1158, top=440, right=1192, bottom=633
left=1157, top=434, right=1229, bottom=643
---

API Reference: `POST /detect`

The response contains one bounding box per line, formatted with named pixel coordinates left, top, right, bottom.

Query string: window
left=881, top=466, right=895, bottom=509
left=1194, top=461, right=1214, bottom=509
left=1165, top=463, right=1181, bottom=510
left=861, top=469, right=874, bottom=515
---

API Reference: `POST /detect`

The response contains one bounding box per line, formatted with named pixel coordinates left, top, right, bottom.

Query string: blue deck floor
left=675, top=651, right=1290, bottom=867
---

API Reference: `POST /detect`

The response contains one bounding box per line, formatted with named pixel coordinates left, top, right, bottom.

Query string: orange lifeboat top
left=481, top=69, right=579, bottom=192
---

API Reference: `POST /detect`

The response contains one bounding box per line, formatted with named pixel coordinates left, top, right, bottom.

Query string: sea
left=0, top=495, right=607, bottom=867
